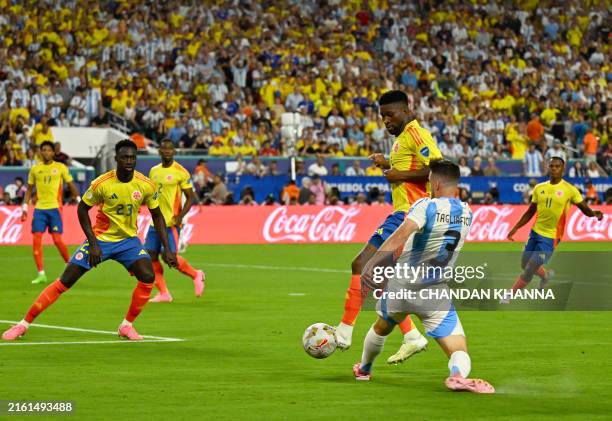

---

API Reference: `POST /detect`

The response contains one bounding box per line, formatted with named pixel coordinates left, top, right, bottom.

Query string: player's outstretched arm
left=20, top=184, right=34, bottom=221
left=575, top=201, right=603, bottom=221
left=174, top=187, right=195, bottom=226
left=507, top=202, right=537, bottom=241
left=383, top=166, right=430, bottom=183
left=77, top=201, right=102, bottom=267
left=369, top=153, right=391, bottom=169
left=150, top=206, right=177, bottom=267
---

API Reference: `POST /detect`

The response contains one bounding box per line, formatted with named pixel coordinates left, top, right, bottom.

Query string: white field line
left=0, top=320, right=184, bottom=346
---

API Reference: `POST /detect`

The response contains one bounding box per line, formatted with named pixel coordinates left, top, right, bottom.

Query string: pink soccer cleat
left=118, top=324, right=143, bottom=341
left=445, top=374, right=495, bottom=394
left=193, top=270, right=205, bottom=297
left=2, top=324, right=28, bottom=340
left=353, top=363, right=371, bottom=381
left=148, top=292, right=173, bottom=303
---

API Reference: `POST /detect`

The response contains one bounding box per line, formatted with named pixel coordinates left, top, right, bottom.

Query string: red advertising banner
left=0, top=204, right=610, bottom=245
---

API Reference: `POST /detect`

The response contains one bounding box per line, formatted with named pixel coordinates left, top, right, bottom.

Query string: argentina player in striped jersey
left=354, top=160, right=494, bottom=393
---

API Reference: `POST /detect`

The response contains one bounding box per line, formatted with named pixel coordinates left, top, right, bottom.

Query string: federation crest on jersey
left=132, top=190, right=142, bottom=200
left=75, top=252, right=84, bottom=260
left=556, top=190, right=564, bottom=197
left=393, top=141, right=399, bottom=153
left=166, top=174, right=173, bottom=181
left=420, top=146, right=430, bottom=157
left=52, top=168, right=58, bottom=174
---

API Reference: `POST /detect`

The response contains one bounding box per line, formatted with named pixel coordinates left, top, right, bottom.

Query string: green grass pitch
left=0, top=241, right=611, bottom=419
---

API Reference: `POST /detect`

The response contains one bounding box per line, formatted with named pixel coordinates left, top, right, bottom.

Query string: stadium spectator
left=345, top=160, right=365, bottom=176
left=524, top=144, right=544, bottom=177
left=458, top=157, right=471, bottom=177
left=309, top=175, right=326, bottom=205
left=583, top=131, right=599, bottom=164
left=483, top=158, right=502, bottom=177
left=587, top=161, right=601, bottom=178
left=523, top=179, right=538, bottom=204
left=208, top=174, right=229, bottom=205
left=308, top=155, right=328, bottom=177
left=298, top=177, right=314, bottom=205
left=246, top=157, right=268, bottom=177
left=568, top=161, right=587, bottom=178
left=4, top=176, right=26, bottom=204
left=546, top=140, right=567, bottom=163
left=281, top=180, right=300, bottom=205
left=331, top=163, right=341, bottom=176
left=470, top=157, right=485, bottom=177
left=193, top=160, right=213, bottom=201
left=585, top=181, right=600, bottom=205
left=365, top=161, right=383, bottom=176
left=0, top=192, right=10, bottom=205
left=54, top=142, right=70, bottom=166
left=91, top=108, right=110, bottom=127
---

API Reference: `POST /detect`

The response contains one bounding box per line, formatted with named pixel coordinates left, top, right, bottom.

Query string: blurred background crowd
left=0, top=0, right=610, bottom=205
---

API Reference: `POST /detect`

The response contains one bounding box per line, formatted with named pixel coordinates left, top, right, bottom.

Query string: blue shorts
left=32, top=208, right=63, bottom=234
left=69, top=237, right=150, bottom=271
left=522, top=230, right=557, bottom=268
left=143, top=226, right=180, bottom=255
left=368, top=212, right=406, bottom=249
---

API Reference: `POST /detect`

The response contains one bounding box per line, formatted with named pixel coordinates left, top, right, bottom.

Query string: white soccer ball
left=302, top=323, right=337, bottom=359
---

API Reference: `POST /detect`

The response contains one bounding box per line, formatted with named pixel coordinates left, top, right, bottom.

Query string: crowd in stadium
left=0, top=0, right=610, bottom=204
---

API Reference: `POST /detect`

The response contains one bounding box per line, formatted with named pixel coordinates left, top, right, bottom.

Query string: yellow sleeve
left=413, top=129, right=441, bottom=164
left=180, top=171, right=192, bottom=190
left=82, top=182, right=103, bottom=206
left=61, top=165, right=74, bottom=183
left=145, top=183, right=160, bottom=209
left=27, top=167, right=35, bottom=185
left=570, top=185, right=583, bottom=204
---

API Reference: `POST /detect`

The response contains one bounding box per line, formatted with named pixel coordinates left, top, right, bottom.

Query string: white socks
left=448, top=350, right=471, bottom=378
left=121, top=319, right=132, bottom=327
left=403, top=328, right=423, bottom=342
left=19, top=320, right=30, bottom=328
left=360, top=326, right=387, bottom=372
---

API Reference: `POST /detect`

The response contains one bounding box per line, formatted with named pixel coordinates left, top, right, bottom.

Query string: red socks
left=51, top=233, right=69, bottom=263
left=511, top=275, right=529, bottom=292
left=152, top=260, right=168, bottom=293
left=535, top=266, right=546, bottom=279
left=341, top=274, right=362, bottom=325
left=398, top=316, right=414, bottom=335
left=25, top=279, right=69, bottom=323
left=125, top=281, right=153, bottom=323
left=177, top=256, right=198, bottom=279
left=33, top=233, right=44, bottom=272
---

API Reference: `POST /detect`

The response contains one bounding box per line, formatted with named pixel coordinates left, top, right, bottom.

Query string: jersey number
left=43, top=175, right=52, bottom=184
left=117, top=204, right=133, bottom=216
left=429, top=230, right=461, bottom=266
left=545, top=197, right=553, bottom=208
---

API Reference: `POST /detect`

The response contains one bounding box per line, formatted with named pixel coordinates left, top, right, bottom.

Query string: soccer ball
left=302, top=323, right=337, bottom=359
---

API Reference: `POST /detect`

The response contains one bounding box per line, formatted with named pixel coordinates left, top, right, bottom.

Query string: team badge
left=52, top=168, right=58, bottom=174
left=393, top=142, right=399, bottom=153
left=420, top=146, right=430, bottom=158
left=132, top=190, right=142, bottom=200
left=556, top=190, right=564, bottom=197
left=166, top=175, right=173, bottom=181
left=75, top=252, right=84, bottom=260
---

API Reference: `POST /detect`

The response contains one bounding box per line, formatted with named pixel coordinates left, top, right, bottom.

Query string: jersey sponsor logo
left=132, top=190, right=142, bottom=200
left=420, top=146, right=430, bottom=158
left=75, top=252, right=84, bottom=260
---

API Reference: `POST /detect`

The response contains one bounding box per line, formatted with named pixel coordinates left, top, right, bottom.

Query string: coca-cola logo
left=566, top=210, right=611, bottom=240
left=467, top=206, right=514, bottom=241
left=263, top=206, right=360, bottom=243
left=0, top=207, right=23, bottom=244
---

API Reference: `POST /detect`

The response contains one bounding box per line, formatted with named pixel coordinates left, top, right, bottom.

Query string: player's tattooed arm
left=150, top=206, right=177, bottom=268
left=383, top=166, right=430, bottom=183
left=20, top=184, right=34, bottom=221
left=507, top=202, right=537, bottom=241
left=77, top=201, right=102, bottom=267
left=575, top=201, right=603, bottom=221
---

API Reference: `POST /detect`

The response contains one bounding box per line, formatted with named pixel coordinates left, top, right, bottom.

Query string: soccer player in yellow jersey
left=2, top=140, right=177, bottom=341
left=21, top=141, right=80, bottom=285
left=145, top=139, right=205, bottom=303
left=507, top=157, right=602, bottom=292
left=336, top=90, right=442, bottom=363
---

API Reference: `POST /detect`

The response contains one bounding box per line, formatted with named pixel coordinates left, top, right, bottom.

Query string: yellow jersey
left=82, top=170, right=159, bottom=242
left=531, top=180, right=583, bottom=240
left=27, top=161, right=73, bottom=210
left=149, top=162, right=193, bottom=227
left=389, top=120, right=442, bottom=212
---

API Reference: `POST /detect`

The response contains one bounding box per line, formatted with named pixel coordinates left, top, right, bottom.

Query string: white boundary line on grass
left=0, top=320, right=185, bottom=346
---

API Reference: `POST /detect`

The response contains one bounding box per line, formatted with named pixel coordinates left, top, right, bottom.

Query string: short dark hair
left=40, top=140, right=54, bottom=151
left=378, top=90, right=408, bottom=106
left=115, top=139, right=137, bottom=154
left=430, top=159, right=460, bottom=183
left=160, top=138, right=174, bottom=147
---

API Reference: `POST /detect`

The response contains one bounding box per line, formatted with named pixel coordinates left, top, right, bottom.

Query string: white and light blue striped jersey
left=524, top=150, right=543, bottom=177
left=398, top=197, right=473, bottom=280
